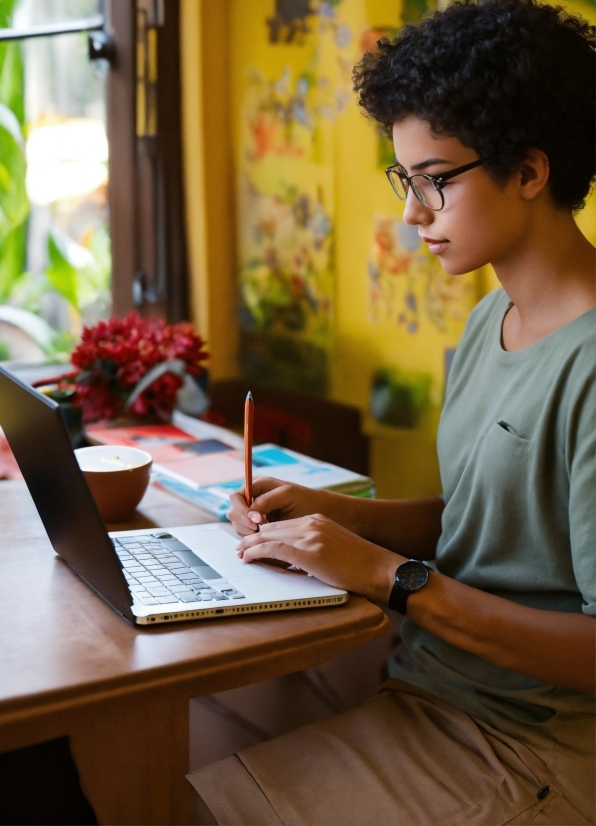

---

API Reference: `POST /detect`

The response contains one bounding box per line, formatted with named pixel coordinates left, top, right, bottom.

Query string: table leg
left=1, top=688, right=193, bottom=826
left=69, top=688, right=192, bottom=825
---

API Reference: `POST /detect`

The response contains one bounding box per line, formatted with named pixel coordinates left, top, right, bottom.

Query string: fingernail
left=248, top=511, right=260, bottom=522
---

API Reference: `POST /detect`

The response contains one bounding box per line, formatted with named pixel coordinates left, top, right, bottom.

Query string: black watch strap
left=388, top=560, right=431, bottom=614
left=388, top=580, right=410, bottom=615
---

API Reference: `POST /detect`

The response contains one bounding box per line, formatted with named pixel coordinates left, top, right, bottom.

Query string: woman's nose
left=402, top=188, right=432, bottom=226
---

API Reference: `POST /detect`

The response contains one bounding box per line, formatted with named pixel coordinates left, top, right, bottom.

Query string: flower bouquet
left=71, top=312, right=209, bottom=423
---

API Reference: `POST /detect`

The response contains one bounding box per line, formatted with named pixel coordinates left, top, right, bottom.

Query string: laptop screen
left=0, top=366, right=133, bottom=622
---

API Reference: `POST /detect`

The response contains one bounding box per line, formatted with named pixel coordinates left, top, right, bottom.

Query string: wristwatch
left=388, top=559, right=431, bottom=614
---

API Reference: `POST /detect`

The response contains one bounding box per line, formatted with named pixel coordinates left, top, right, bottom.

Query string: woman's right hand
left=227, top=477, right=331, bottom=536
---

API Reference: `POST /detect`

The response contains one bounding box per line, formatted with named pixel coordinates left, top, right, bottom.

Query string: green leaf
left=0, top=41, right=24, bottom=125
left=0, top=304, right=56, bottom=354
left=0, top=102, right=28, bottom=245
left=46, top=229, right=79, bottom=311
left=77, top=224, right=111, bottom=307
left=0, top=221, right=25, bottom=302
left=0, top=0, right=20, bottom=26
left=0, top=99, right=22, bottom=144
left=0, top=0, right=25, bottom=124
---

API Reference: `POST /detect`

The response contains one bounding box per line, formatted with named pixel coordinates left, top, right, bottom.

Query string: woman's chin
left=440, top=253, right=490, bottom=277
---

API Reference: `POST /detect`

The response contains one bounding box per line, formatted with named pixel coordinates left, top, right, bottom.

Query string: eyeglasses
left=385, top=156, right=497, bottom=211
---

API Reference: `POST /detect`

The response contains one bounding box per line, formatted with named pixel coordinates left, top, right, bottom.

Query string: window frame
left=0, top=0, right=190, bottom=324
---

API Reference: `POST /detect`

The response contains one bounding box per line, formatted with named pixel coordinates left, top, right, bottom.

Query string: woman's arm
left=408, top=570, right=596, bottom=695
left=342, top=495, right=444, bottom=558
left=236, top=515, right=596, bottom=696
left=228, top=477, right=444, bottom=558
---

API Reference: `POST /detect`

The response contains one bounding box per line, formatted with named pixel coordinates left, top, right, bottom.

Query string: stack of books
left=86, top=411, right=375, bottom=520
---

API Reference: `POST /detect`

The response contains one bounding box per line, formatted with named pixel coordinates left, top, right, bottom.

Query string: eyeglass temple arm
left=433, top=155, right=497, bottom=184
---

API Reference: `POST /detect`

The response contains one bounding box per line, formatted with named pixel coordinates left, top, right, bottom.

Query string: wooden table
left=0, top=480, right=388, bottom=824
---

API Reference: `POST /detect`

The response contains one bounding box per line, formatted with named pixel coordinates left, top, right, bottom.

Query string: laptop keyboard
left=112, top=532, right=245, bottom=607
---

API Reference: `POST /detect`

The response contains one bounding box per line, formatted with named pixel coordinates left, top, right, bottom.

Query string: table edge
left=0, top=599, right=389, bottom=726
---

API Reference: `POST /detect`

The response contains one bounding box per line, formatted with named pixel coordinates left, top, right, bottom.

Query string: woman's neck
left=493, top=205, right=595, bottom=352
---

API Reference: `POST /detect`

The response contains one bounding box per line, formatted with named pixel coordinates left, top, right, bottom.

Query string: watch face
left=397, top=561, right=429, bottom=591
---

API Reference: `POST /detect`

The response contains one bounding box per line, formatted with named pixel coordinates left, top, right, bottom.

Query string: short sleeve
left=567, top=357, right=596, bottom=616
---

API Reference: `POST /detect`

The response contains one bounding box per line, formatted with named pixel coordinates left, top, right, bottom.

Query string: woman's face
left=392, top=117, right=526, bottom=275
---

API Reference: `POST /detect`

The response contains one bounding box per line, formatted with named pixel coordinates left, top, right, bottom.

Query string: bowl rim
left=74, top=444, right=153, bottom=470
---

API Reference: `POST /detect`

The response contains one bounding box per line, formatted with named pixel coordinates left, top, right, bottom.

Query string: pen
left=244, top=391, right=254, bottom=508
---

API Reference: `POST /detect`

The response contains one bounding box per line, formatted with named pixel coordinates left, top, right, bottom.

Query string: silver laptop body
left=0, top=365, right=347, bottom=625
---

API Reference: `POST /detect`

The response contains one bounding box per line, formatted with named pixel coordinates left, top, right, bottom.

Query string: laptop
left=0, top=365, right=348, bottom=625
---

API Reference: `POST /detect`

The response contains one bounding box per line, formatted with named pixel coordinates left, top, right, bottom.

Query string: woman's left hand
left=235, top=513, right=402, bottom=604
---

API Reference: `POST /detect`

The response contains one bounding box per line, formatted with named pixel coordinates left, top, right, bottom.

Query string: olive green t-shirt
left=390, top=288, right=596, bottom=732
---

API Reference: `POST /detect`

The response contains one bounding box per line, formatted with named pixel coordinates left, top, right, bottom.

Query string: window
left=0, top=0, right=188, bottom=365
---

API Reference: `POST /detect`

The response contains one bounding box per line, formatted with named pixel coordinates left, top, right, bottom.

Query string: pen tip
left=246, top=391, right=253, bottom=401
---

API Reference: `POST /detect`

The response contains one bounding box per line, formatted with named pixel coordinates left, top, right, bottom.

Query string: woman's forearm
left=406, top=572, right=596, bottom=695
left=323, top=493, right=444, bottom=558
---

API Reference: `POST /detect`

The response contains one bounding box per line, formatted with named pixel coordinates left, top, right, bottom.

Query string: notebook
left=0, top=365, right=348, bottom=625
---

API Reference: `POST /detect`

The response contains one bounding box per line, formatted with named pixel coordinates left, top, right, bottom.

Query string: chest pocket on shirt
left=480, top=420, right=532, bottom=488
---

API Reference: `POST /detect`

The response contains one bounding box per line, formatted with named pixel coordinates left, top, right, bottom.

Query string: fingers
left=227, top=489, right=259, bottom=535
left=251, top=483, right=293, bottom=516
left=236, top=519, right=303, bottom=546
left=239, top=540, right=298, bottom=567
left=229, top=479, right=294, bottom=531
left=251, top=476, right=285, bottom=495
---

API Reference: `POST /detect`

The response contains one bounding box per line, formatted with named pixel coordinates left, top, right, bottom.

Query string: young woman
left=188, top=1, right=595, bottom=822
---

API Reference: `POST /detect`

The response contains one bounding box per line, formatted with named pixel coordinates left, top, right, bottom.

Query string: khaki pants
left=187, top=680, right=595, bottom=826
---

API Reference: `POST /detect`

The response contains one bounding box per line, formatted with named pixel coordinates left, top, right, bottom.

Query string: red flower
left=72, top=312, right=209, bottom=422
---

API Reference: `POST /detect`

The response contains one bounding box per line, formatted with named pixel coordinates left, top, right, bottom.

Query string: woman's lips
left=421, top=237, right=450, bottom=255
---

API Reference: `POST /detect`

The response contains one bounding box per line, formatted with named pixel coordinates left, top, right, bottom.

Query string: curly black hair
left=353, top=0, right=595, bottom=211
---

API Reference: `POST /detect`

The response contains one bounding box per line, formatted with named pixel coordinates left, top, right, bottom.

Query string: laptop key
left=221, top=589, right=245, bottom=599
left=157, top=596, right=178, bottom=604
left=135, top=596, right=160, bottom=605
left=177, top=593, right=201, bottom=603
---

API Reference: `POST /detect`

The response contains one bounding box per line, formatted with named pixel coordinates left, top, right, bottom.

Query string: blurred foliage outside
left=0, top=0, right=110, bottom=363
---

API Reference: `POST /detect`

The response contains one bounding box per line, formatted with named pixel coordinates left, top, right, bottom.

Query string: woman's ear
left=518, top=148, right=550, bottom=200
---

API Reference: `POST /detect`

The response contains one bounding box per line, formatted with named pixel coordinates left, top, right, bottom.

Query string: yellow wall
left=181, top=0, right=239, bottom=381
left=181, top=0, right=595, bottom=499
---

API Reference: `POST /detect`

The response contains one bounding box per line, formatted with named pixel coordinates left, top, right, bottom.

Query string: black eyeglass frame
left=385, top=155, right=498, bottom=211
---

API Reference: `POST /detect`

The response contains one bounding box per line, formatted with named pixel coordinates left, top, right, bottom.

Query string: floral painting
left=237, top=178, right=334, bottom=393
left=242, top=0, right=354, bottom=163
left=239, top=179, right=333, bottom=339
left=267, top=0, right=347, bottom=46
left=368, top=215, right=475, bottom=334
